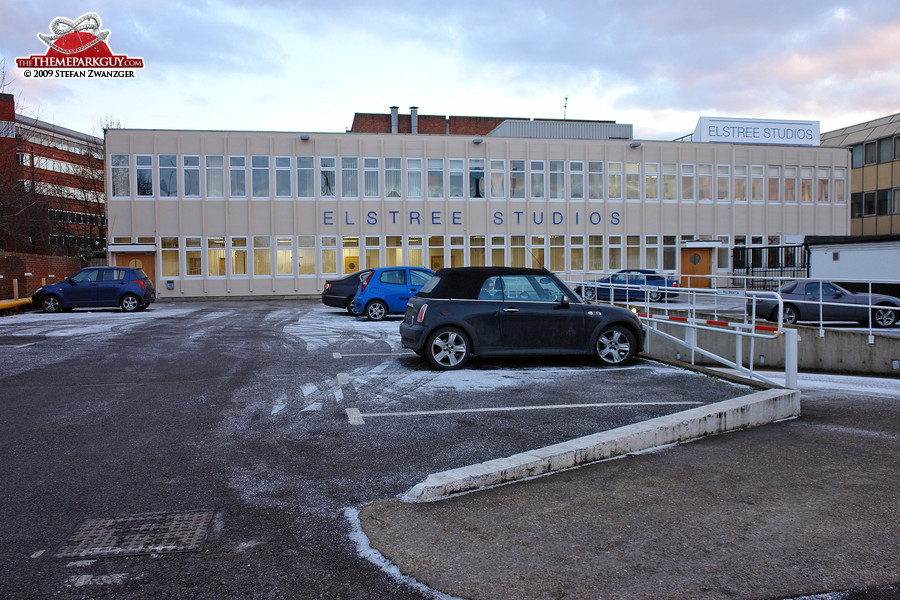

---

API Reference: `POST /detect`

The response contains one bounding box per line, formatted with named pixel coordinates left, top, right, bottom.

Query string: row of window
left=851, top=136, right=900, bottom=168
left=49, top=233, right=103, bottom=248
left=17, top=127, right=102, bottom=159
left=17, top=152, right=102, bottom=179
left=19, top=179, right=103, bottom=201
left=110, top=154, right=846, bottom=204
left=48, top=209, right=102, bottom=226
left=146, top=234, right=748, bottom=279
left=851, top=189, right=900, bottom=217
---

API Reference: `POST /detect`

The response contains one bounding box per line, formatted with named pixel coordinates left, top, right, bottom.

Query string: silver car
left=751, top=280, right=899, bottom=328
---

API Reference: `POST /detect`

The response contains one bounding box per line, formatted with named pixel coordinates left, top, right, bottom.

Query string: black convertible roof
left=417, top=267, right=553, bottom=299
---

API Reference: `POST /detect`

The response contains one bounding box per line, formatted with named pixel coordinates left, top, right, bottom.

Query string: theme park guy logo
left=16, top=13, right=144, bottom=79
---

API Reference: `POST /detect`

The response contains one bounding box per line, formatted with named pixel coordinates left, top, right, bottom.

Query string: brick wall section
left=0, top=252, right=83, bottom=299
left=447, top=116, right=513, bottom=136
left=350, top=112, right=517, bottom=136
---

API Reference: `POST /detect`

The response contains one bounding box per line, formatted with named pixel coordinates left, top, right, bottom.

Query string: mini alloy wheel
left=426, top=327, right=470, bottom=370
left=595, top=325, right=637, bottom=365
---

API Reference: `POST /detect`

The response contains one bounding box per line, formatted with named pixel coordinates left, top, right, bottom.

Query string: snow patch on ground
left=343, top=507, right=465, bottom=600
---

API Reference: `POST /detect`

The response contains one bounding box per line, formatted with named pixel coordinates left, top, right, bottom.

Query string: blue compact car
left=352, top=267, right=434, bottom=320
left=32, top=266, right=156, bottom=313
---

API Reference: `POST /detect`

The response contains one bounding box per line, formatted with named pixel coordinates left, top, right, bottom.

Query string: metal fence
left=731, top=245, right=807, bottom=289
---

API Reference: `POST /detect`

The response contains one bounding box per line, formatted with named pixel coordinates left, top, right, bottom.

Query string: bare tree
left=42, top=134, right=106, bottom=258
left=1, top=60, right=108, bottom=257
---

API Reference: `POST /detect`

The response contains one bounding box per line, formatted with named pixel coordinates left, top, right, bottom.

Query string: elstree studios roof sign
left=694, top=117, right=819, bottom=146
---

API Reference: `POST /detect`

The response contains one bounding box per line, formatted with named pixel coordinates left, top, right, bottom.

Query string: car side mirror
left=67, top=278, right=77, bottom=285
left=559, top=295, right=570, bottom=308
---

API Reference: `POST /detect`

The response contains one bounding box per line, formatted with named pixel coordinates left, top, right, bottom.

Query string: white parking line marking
left=337, top=352, right=413, bottom=357
left=337, top=373, right=350, bottom=385
left=346, top=401, right=703, bottom=424
left=346, top=408, right=365, bottom=425
left=333, top=352, right=342, bottom=359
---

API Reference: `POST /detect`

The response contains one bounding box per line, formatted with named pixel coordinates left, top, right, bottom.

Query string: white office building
left=104, top=113, right=849, bottom=298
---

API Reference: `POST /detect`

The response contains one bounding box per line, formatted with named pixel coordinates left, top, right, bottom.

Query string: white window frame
left=206, top=155, right=225, bottom=198
left=363, top=157, right=380, bottom=199
left=136, top=154, right=153, bottom=197
left=183, top=155, right=201, bottom=198
left=229, top=156, right=247, bottom=198
left=275, top=156, right=292, bottom=198
left=320, top=157, right=336, bottom=198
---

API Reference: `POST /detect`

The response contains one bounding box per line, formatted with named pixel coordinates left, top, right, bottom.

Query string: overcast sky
left=2, top=0, right=899, bottom=140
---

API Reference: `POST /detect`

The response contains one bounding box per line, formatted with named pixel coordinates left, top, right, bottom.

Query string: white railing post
left=784, top=328, right=799, bottom=389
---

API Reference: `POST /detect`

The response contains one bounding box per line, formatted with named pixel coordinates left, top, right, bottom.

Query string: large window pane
left=277, top=237, right=293, bottom=275
left=252, top=156, right=269, bottom=197
left=207, top=236, right=226, bottom=276
left=231, top=237, right=248, bottom=275
left=161, top=236, right=179, bottom=276
left=427, top=158, right=444, bottom=198
left=206, top=155, right=224, bottom=197
left=297, top=156, right=314, bottom=197
left=230, top=156, right=246, bottom=197
left=341, top=157, right=358, bottom=198
left=253, top=236, right=271, bottom=276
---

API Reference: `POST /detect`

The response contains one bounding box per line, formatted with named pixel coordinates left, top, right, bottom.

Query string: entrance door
left=680, top=248, right=712, bottom=289
left=116, top=253, right=156, bottom=289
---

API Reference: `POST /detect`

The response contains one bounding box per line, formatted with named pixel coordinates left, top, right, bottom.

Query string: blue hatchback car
left=32, top=266, right=156, bottom=313
left=352, top=267, right=434, bottom=320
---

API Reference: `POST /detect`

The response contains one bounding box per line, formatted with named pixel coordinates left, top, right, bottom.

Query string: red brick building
left=0, top=92, right=105, bottom=257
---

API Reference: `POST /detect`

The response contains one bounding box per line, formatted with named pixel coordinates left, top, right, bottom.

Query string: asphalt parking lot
left=0, top=300, right=753, bottom=599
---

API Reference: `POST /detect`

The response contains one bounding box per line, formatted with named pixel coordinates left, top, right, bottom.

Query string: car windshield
left=779, top=282, right=798, bottom=293
left=71, top=269, right=99, bottom=282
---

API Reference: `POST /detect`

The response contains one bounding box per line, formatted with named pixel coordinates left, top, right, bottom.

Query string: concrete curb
left=402, top=388, right=800, bottom=503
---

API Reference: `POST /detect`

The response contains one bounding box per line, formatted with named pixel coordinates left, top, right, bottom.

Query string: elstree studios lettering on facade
left=323, top=209, right=622, bottom=226
left=695, top=117, right=820, bottom=146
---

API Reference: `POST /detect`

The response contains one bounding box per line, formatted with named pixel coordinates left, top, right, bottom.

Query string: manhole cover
left=54, top=510, right=214, bottom=558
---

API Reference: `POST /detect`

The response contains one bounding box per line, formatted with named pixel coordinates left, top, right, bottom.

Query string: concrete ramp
left=403, top=388, right=799, bottom=503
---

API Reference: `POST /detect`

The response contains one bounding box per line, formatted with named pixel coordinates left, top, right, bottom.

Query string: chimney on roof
left=410, top=106, right=418, bottom=134
left=390, top=106, right=399, bottom=134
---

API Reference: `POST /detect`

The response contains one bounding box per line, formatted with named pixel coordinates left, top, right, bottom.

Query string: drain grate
left=54, top=510, right=215, bottom=558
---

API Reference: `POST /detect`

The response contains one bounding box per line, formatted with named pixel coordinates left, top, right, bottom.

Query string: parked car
left=400, top=267, right=644, bottom=370
left=750, top=280, right=900, bottom=328
left=353, top=267, right=435, bottom=321
left=321, top=269, right=373, bottom=314
left=32, top=266, right=156, bottom=313
left=574, top=269, right=679, bottom=302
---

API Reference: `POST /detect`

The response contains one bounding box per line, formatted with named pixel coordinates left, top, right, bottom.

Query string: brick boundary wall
left=0, top=252, right=85, bottom=299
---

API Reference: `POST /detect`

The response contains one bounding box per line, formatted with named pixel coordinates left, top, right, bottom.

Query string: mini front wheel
left=595, top=325, right=637, bottom=366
